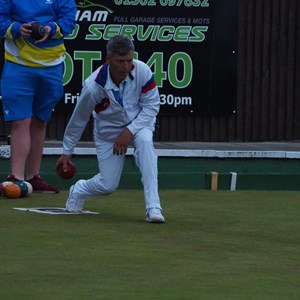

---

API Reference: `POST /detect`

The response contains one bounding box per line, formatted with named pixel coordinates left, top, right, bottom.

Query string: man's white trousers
left=71, top=127, right=162, bottom=210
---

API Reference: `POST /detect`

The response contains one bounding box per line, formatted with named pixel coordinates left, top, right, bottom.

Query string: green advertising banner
left=1, top=0, right=238, bottom=116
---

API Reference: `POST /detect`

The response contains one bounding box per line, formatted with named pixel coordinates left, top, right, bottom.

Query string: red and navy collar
left=95, top=63, right=135, bottom=87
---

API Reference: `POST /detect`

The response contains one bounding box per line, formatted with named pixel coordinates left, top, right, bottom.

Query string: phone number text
left=114, top=0, right=209, bottom=7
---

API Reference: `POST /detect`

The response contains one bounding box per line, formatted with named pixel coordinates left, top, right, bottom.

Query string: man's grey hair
left=106, top=35, right=135, bottom=56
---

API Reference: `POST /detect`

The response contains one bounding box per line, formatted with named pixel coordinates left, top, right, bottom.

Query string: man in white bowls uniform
left=56, top=35, right=165, bottom=223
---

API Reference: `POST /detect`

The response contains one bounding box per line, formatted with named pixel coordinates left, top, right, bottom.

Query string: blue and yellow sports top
left=0, top=0, right=77, bottom=67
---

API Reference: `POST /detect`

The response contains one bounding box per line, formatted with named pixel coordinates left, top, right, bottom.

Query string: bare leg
left=10, top=118, right=32, bottom=180
left=26, top=117, right=47, bottom=180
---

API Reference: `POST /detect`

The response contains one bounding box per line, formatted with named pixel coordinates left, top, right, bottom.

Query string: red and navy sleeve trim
left=141, top=76, right=156, bottom=94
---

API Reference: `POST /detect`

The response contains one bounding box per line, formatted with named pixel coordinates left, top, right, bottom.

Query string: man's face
left=107, top=50, right=134, bottom=84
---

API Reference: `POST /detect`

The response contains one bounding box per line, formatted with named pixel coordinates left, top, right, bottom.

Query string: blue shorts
left=1, top=61, right=64, bottom=122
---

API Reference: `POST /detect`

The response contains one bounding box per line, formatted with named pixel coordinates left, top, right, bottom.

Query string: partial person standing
left=0, top=0, right=77, bottom=193
left=56, top=35, right=165, bottom=223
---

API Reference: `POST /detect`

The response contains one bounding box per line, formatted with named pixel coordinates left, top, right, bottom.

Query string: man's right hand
left=55, top=154, right=72, bottom=172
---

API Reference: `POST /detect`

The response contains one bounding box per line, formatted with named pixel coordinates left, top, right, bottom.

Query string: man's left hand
left=113, top=128, right=133, bottom=155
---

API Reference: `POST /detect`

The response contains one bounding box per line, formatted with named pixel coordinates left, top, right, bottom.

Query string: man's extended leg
left=66, top=139, right=125, bottom=211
